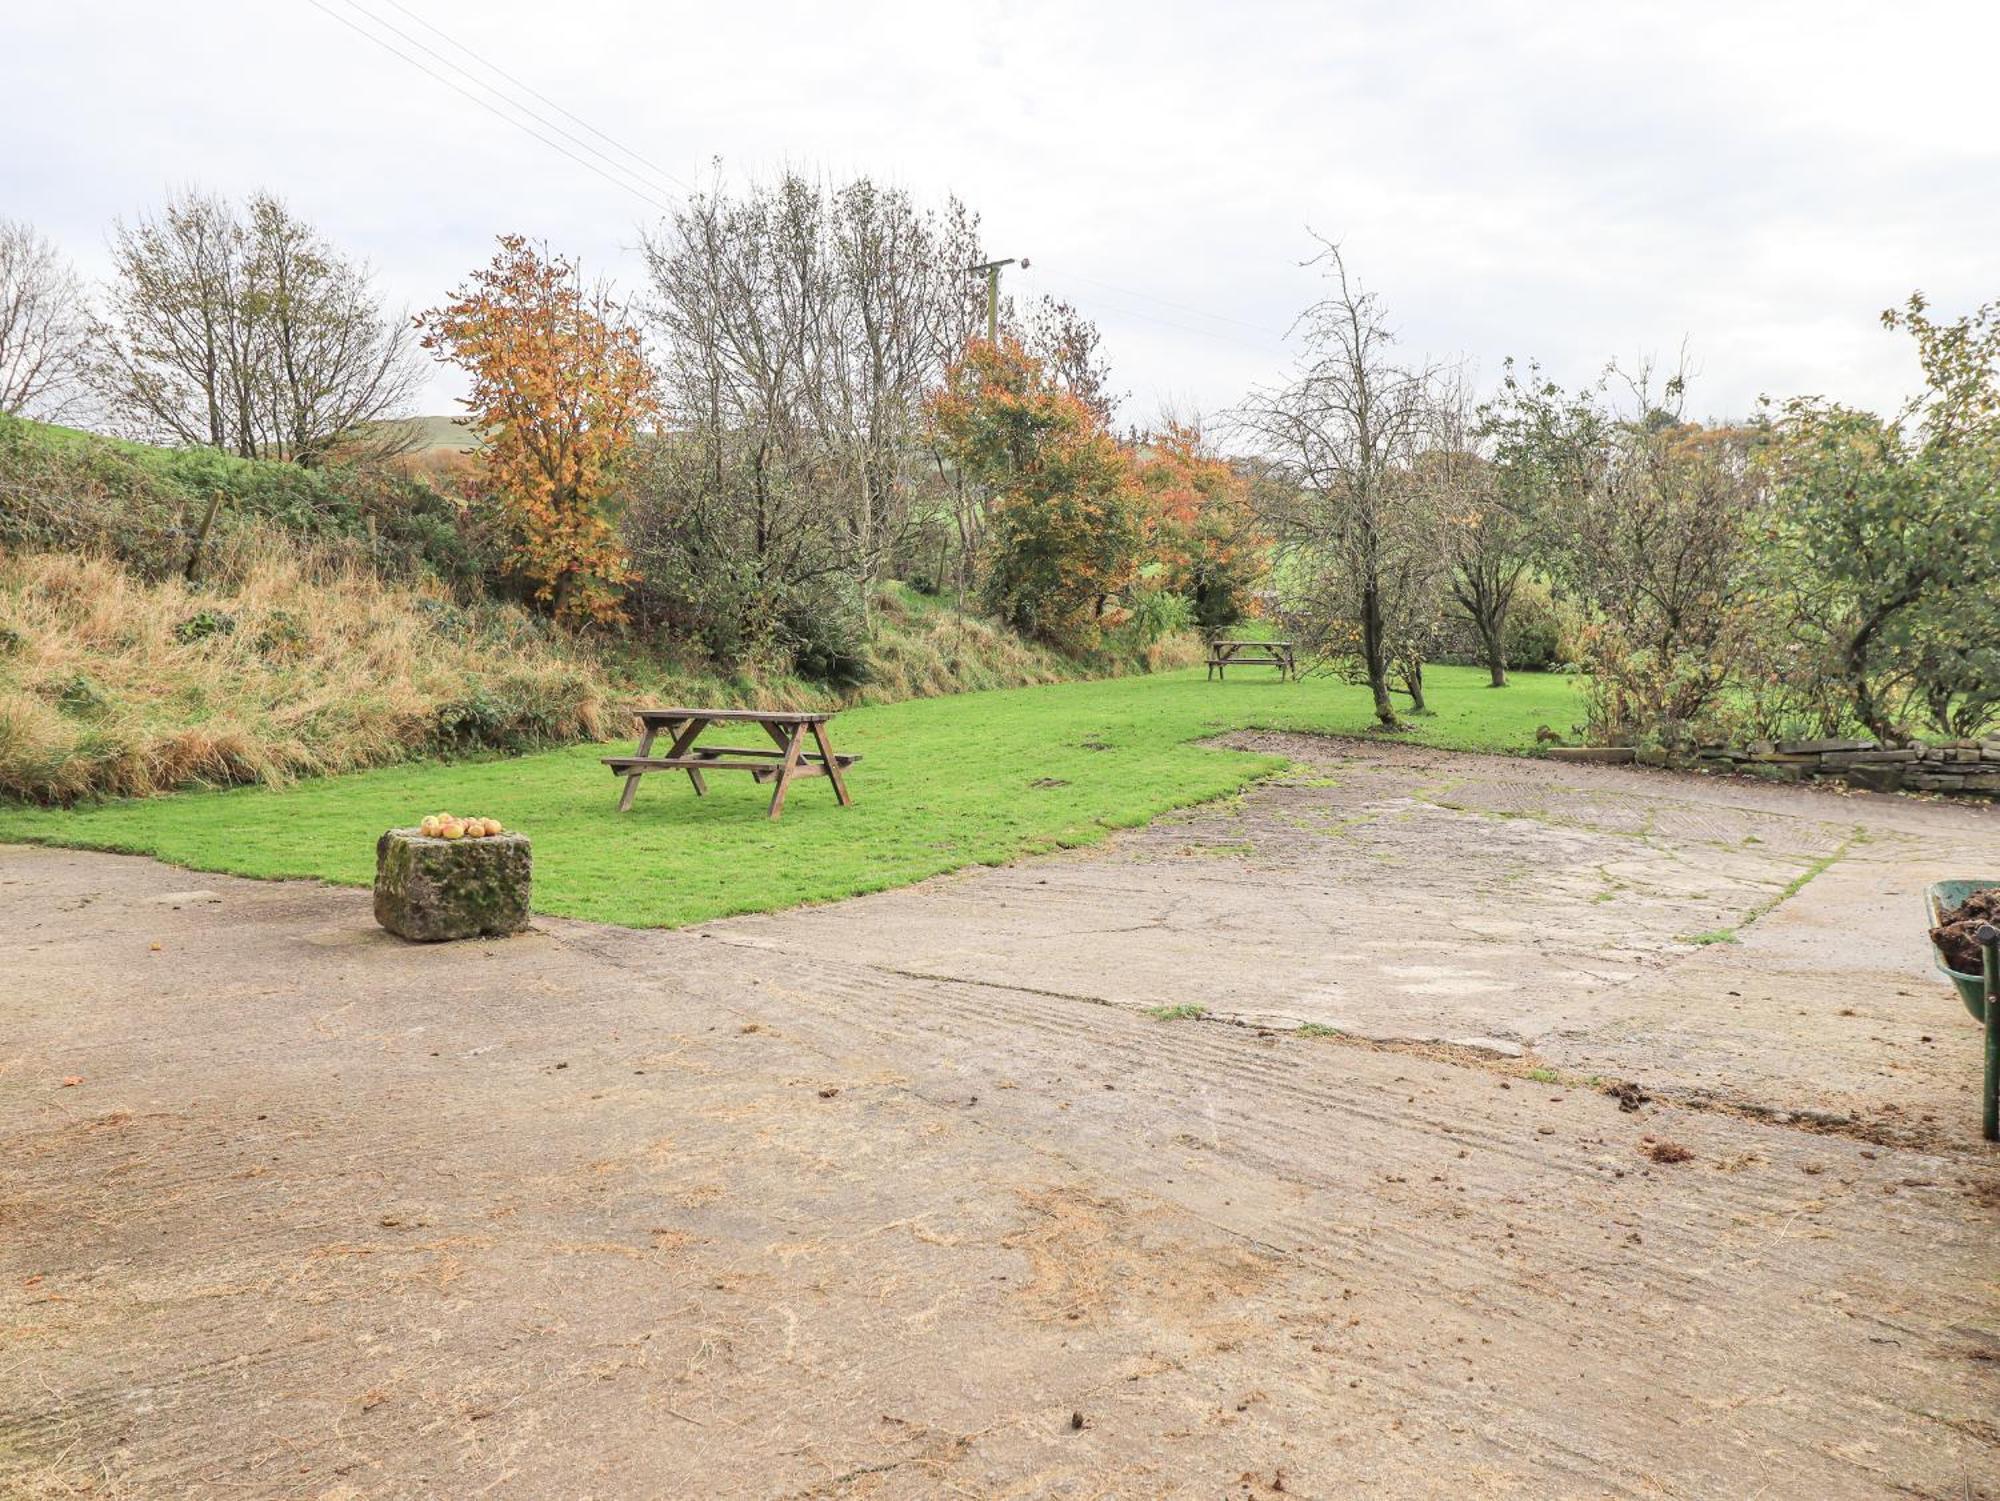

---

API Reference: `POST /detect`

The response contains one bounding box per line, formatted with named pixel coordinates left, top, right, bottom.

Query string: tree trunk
left=1361, top=580, right=1396, bottom=727
left=1477, top=612, right=1509, bottom=688
left=1844, top=585, right=1926, bottom=742
left=1401, top=658, right=1427, bottom=713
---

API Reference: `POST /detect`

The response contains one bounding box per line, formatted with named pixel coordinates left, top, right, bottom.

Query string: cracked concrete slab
left=725, top=735, right=1995, bottom=1136
left=1, top=737, right=1996, bottom=1498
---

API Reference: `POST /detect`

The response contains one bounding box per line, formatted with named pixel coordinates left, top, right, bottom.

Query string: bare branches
left=0, top=220, right=93, bottom=420
left=1232, top=240, right=1448, bottom=724
left=638, top=173, right=987, bottom=628
left=1018, top=295, right=1119, bottom=426
left=91, top=190, right=421, bottom=462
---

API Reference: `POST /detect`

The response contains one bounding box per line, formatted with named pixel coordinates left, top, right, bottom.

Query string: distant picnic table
left=604, top=708, right=857, bottom=821
left=1206, top=638, right=1298, bottom=681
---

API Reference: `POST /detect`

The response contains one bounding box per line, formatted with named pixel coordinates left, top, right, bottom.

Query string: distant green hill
left=376, top=413, right=483, bottom=453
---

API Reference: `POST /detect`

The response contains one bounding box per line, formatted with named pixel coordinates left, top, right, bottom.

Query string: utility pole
left=965, top=256, right=1029, bottom=343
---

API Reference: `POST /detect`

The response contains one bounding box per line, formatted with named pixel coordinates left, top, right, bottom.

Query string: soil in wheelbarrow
left=1930, top=887, right=2000, bottom=972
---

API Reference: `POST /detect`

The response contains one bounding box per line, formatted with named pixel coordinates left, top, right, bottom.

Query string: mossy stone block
left=374, top=828, right=531, bottom=942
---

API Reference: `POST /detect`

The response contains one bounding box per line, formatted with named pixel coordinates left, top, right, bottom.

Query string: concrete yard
left=2, top=738, right=1996, bottom=1498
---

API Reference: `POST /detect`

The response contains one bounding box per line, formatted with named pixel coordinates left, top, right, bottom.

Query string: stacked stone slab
left=1686, top=737, right=2000, bottom=796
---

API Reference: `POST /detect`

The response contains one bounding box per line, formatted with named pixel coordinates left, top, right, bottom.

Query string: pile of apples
left=417, top=812, right=505, bottom=840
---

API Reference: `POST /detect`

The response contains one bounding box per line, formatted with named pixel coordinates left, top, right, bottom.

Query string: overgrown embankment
left=0, top=541, right=610, bottom=802
left=0, top=418, right=1198, bottom=803
left=0, top=542, right=1194, bottom=804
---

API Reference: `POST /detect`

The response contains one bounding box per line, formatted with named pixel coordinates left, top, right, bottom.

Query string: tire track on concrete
left=572, top=933, right=1998, bottom=1499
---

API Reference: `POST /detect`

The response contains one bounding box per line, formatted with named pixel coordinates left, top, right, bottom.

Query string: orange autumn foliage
left=418, top=236, right=655, bottom=626
left=1131, top=420, right=1264, bottom=632
left=927, top=338, right=1141, bottom=651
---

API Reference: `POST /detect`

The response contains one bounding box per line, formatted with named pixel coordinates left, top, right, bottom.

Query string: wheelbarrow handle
left=1983, top=926, right=2000, bottom=1144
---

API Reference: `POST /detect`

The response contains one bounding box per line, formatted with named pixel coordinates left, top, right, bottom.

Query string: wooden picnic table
left=603, top=707, right=857, bottom=821
left=1206, top=639, right=1298, bottom=681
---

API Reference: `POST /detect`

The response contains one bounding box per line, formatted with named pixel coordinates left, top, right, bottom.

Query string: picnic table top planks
left=631, top=706, right=832, bottom=725
left=606, top=704, right=853, bottom=820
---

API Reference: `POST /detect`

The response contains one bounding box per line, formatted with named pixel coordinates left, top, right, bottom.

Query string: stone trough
left=374, top=827, right=532, bottom=942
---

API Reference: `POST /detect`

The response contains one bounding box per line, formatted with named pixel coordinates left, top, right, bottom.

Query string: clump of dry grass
left=598, top=584, right=1196, bottom=718
left=852, top=586, right=1203, bottom=704
left=855, top=593, right=1073, bottom=704
left=0, top=534, right=609, bottom=803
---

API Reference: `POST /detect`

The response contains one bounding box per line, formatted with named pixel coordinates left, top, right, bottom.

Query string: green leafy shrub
left=1502, top=579, right=1575, bottom=672
left=172, top=609, right=237, bottom=645
left=781, top=599, right=872, bottom=688
left=1122, top=585, right=1196, bottom=646
left=0, top=414, right=491, bottom=587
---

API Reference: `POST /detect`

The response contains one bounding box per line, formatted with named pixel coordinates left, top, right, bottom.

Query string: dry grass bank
left=0, top=544, right=1202, bottom=804
left=0, top=538, right=609, bottom=803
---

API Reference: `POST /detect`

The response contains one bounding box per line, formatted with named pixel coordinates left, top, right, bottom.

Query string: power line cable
left=312, top=0, right=1286, bottom=366
left=375, top=0, right=693, bottom=193
left=1032, top=270, right=1286, bottom=355
left=302, top=0, right=681, bottom=216
left=325, top=0, right=685, bottom=205
left=1053, top=269, right=1281, bottom=337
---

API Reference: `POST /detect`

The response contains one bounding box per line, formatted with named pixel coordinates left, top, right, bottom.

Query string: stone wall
left=1547, top=737, right=2000, bottom=796
left=1692, top=737, right=2000, bottom=796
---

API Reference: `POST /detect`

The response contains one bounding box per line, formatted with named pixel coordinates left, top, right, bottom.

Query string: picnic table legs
left=811, top=721, right=853, bottom=806
left=758, top=718, right=854, bottom=819
left=616, top=722, right=658, bottom=812
left=617, top=717, right=708, bottom=812
left=612, top=713, right=854, bottom=819
left=665, top=717, right=709, bottom=797
left=764, top=723, right=807, bottom=820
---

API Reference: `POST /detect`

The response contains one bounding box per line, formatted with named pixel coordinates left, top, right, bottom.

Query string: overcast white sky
left=5, top=0, right=1994, bottom=427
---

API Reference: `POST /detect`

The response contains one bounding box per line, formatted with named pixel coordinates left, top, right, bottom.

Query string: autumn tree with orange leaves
left=927, top=337, right=1139, bottom=651
left=418, top=236, right=655, bottom=625
left=1132, top=419, right=1264, bottom=634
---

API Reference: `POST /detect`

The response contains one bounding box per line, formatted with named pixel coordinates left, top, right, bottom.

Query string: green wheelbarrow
left=1925, top=879, right=2000, bottom=1142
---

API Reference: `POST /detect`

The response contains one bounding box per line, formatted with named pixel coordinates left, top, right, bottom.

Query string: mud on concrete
left=2, top=738, right=1996, bottom=1498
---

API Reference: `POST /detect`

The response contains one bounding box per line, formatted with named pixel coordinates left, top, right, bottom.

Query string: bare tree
left=1377, top=461, right=1451, bottom=711
left=640, top=174, right=985, bottom=629
left=640, top=176, right=851, bottom=631
left=93, top=189, right=420, bottom=462
left=0, top=219, right=92, bottom=419
left=1234, top=239, right=1442, bottom=726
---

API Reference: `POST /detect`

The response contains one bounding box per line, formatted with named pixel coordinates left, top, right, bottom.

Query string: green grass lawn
left=0, top=665, right=1582, bottom=928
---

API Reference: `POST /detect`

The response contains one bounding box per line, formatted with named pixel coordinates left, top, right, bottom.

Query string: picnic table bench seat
left=603, top=707, right=857, bottom=820
left=1206, top=639, right=1299, bottom=681
left=602, top=746, right=861, bottom=782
